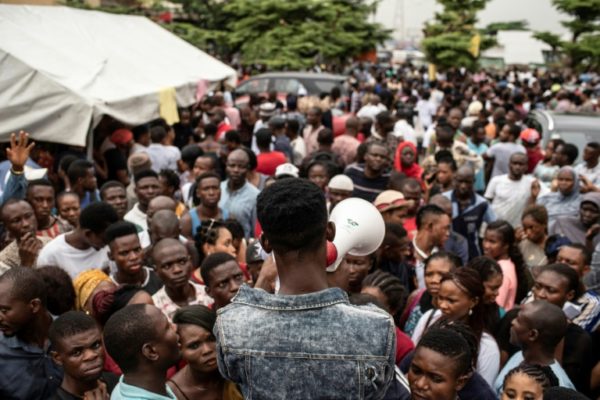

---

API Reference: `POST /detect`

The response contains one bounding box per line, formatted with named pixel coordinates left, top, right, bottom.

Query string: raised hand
left=6, top=131, right=35, bottom=172
left=530, top=179, right=541, bottom=199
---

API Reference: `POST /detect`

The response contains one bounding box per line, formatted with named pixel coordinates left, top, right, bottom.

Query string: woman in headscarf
left=535, top=166, right=582, bottom=229
left=394, top=141, right=423, bottom=183
left=168, top=305, right=242, bottom=400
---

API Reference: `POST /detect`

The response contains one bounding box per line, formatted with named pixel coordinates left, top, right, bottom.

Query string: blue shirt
left=111, top=376, right=176, bottom=400
left=219, top=180, right=259, bottom=239
left=467, top=139, right=488, bottom=192
left=494, top=351, right=575, bottom=396
left=0, top=333, right=63, bottom=400
left=443, top=190, right=496, bottom=259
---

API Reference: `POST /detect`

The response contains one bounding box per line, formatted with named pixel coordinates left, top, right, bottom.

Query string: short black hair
left=506, top=123, right=522, bottom=139
left=180, top=145, right=204, bottom=170
left=132, top=124, right=150, bottom=141
left=257, top=178, right=327, bottom=253
left=49, top=311, right=98, bottom=346
left=196, top=172, right=221, bottom=187
left=134, top=169, right=159, bottom=184
left=103, top=304, right=157, bottom=373
left=587, top=142, right=600, bottom=151
left=104, top=221, right=139, bottom=245
left=100, top=181, right=125, bottom=199
left=200, top=252, right=237, bottom=286
left=255, top=128, right=273, bottom=149
left=286, top=119, right=300, bottom=135
left=56, top=191, right=79, bottom=205
left=223, top=219, right=245, bottom=241
left=26, top=179, right=54, bottom=195
left=416, top=204, right=446, bottom=230
left=150, top=126, right=167, bottom=143
left=558, top=143, right=579, bottom=164
left=562, top=243, right=592, bottom=266
left=526, top=300, right=568, bottom=351
left=58, top=155, right=80, bottom=175
left=159, top=169, right=180, bottom=190
left=0, top=267, right=47, bottom=307
left=38, top=266, right=75, bottom=315
left=239, top=147, right=257, bottom=171
left=79, top=202, right=119, bottom=234
left=425, top=250, right=463, bottom=270
left=417, top=327, right=474, bottom=378
left=204, top=123, right=217, bottom=137
left=317, top=128, right=334, bottom=146
left=67, top=160, right=93, bottom=185
left=224, top=130, right=241, bottom=144
left=540, top=263, right=583, bottom=298
left=383, top=223, right=407, bottom=246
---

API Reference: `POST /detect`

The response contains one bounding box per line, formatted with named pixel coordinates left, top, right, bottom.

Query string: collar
left=226, top=285, right=348, bottom=311
left=117, top=376, right=176, bottom=400
left=412, top=236, right=438, bottom=260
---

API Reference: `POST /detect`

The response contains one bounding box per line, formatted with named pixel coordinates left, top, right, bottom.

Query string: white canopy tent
left=0, top=5, right=236, bottom=146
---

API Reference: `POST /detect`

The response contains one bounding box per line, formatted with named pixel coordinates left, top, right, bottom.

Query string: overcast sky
left=374, top=0, right=570, bottom=45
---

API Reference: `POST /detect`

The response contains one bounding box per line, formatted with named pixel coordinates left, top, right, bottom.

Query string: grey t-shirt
left=486, top=142, right=526, bottom=178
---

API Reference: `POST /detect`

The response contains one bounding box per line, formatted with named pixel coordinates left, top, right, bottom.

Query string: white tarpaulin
left=0, top=5, right=236, bottom=146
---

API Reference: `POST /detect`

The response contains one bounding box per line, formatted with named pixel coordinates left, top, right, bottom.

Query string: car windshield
left=312, top=80, right=345, bottom=95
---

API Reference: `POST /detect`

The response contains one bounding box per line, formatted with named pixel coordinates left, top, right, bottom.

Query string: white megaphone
left=326, top=197, right=385, bottom=272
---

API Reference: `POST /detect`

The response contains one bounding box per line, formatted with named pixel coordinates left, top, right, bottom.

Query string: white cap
left=275, top=163, right=299, bottom=178
left=327, top=174, right=354, bottom=191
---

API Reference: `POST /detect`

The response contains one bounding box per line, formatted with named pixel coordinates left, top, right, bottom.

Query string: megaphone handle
left=326, top=241, right=338, bottom=268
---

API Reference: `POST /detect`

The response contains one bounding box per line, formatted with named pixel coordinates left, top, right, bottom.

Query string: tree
left=220, top=0, right=390, bottom=69
left=536, top=0, right=600, bottom=69
left=482, top=20, right=528, bottom=36
left=421, top=0, right=490, bottom=71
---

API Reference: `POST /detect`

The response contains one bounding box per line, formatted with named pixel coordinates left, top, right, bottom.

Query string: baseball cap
left=275, top=163, right=299, bottom=178
left=259, top=102, right=276, bottom=118
left=327, top=174, right=354, bottom=192
left=520, top=128, right=540, bottom=144
left=374, top=190, right=411, bottom=212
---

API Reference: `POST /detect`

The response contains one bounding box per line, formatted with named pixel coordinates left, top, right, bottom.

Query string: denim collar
left=228, top=285, right=348, bottom=311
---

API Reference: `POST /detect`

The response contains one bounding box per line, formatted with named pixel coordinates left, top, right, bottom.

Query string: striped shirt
left=344, top=163, right=390, bottom=203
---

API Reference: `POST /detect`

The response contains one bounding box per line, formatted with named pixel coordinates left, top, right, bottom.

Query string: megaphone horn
left=326, top=197, right=385, bottom=272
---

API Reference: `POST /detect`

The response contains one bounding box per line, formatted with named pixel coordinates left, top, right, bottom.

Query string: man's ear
left=50, top=350, right=62, bottom=366
left=456, top=372, right=472, bottom=392
left=29, top=298, right=42, bottom=314
left=141, top=342, right=159, bottom=362
left=259, top=234, right=272, bottom=254
left=326, top=221, right=336, bottom=242
left=529, top=328, right=539, bottom=343
left=566, top=289, right=576, bottom=302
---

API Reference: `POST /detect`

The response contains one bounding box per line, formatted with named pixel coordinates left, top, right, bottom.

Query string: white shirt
left=412, top=309, right=500, bottom=386
left=146, top=143, right=181, bottom=173
left=36, top=234, right=110, bottom=279
left=356, top=103, right=387, bottom=121
left=415, top=99, right=436, bottom=129
left=485, top=174, right=535, bottom=228
left=124, top=203, right=148, bottom=231
left=574, top=162, right=600, bottom=186
left=392, top=120, right=417, bottom=145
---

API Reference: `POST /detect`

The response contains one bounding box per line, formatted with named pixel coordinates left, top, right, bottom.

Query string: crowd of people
left=0, top=64, right=599, bottom=400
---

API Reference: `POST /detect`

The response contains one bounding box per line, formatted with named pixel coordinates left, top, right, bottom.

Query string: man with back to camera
left=215, top=178, right=396, bottom=399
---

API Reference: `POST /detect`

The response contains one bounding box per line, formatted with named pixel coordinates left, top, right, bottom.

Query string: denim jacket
left=215, top=285, right=396, bottom=399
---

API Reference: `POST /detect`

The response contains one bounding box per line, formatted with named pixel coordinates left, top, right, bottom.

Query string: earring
left=468, top=309, right=473, bottom=316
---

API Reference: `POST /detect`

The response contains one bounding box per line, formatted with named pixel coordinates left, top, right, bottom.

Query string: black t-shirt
left=51, top=372, right=118, bottom=400
left=103, top=148, right=127, bottom=182
left=143, top=268, right=164, bottom=295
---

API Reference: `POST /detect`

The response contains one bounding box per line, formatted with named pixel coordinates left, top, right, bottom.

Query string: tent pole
left=86, top=121, right=93, bottom=161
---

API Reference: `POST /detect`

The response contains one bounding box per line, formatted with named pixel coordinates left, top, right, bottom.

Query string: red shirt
left=395, top=327, right=414, bottom=365
left=526, top=147, right=544, bottom=174
left=216, top=121, right=232, bottom=141
left=256, top=151, right=287, bottom=176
